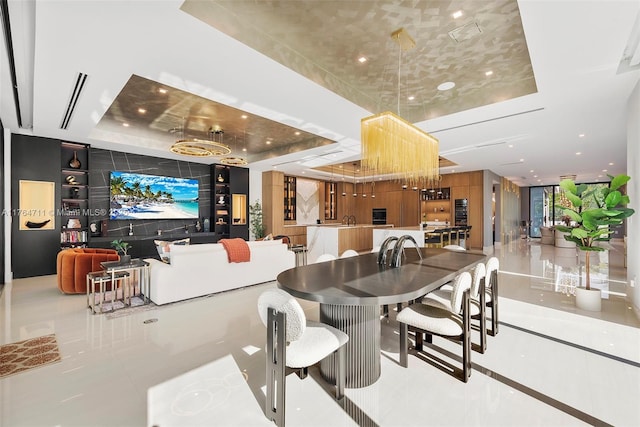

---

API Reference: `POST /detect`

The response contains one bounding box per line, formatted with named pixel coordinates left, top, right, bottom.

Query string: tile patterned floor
left=0, top=239, right=638, bottom=426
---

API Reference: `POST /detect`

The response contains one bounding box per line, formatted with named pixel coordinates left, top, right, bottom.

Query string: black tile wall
left=90, top=148, right=211, bottom=238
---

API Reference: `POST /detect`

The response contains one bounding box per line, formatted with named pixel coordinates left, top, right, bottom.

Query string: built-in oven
left=372, top=208, right=387, bottom=225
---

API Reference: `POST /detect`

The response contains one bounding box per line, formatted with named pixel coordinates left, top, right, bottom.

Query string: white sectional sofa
left=145, top=240, right=295, bottom=305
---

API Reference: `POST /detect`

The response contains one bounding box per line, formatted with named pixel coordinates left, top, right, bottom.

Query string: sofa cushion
left=154, top=238, right=190, bottom=263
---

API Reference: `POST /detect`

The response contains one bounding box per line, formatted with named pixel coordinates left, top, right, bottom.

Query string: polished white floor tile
left=1, top=239, right=639, bottom=426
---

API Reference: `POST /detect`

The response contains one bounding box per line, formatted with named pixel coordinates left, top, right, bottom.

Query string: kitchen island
left=372, top=223, right=453, bottom=249
left=306, top=224, right=393, bottom=262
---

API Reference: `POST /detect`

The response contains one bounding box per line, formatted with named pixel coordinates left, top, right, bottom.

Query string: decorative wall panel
left=295, top=178, right=319, bottom=225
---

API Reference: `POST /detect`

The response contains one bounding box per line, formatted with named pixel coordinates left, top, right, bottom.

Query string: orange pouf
left=56, top=248, right=120, bottom=294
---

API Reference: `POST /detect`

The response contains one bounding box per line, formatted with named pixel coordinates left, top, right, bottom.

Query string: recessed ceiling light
left=579, top=133, right=585, bottom=138
left=533, top=175, right=538, bottom=178
left=609, top=162, right=614, bottom=165
left=437, top=81, right=455, bottom=91
left=602, top=169, right=608, bottom=172
left=266, top=141, right=272, bottom=145
left=519, top=158, right=524, bottom=162
left=137, top=108, right=146, bottom=114
left=273, top=166, right=277, bottom=169
left=358, top=56, right=367, bottom=63
left=598, top=175, right=603, bottom=178
left=485, top=70, right=493, bottom=76
left=508, top=144, right=513, bottom=148
left=295, top=131, right=300, bottom=135
left=530, top=170, right=534, bottom=173
left=408, top=95, right=415, bottom=101
left=158, top=88, right=167, bottom=94
left=241, top=115, right=248, bottom=119
left=452, top=10, right=463, bottom=19
left=302, top=171, right=305, bottom=174
left=242, top=148, right=247, bottom=152
left=451, top=169, right=455, bottom=173
left=122, top=123, right=129, bottom=127
left=576, top=152, right=581, bottom=155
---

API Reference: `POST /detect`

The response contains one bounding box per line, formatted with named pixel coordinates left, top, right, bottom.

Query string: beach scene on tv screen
left=110, top=171, right=199, bottom=220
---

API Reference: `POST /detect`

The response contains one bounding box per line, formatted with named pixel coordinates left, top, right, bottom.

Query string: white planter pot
left=555, top=231, right=576, bottom=248
left=575, top=287, right=602, bottom=311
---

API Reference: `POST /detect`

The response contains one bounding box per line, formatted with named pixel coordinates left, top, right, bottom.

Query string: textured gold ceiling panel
left=98, top=75, right=336, bottom=162
left=182, top=0, right=537, bottom=123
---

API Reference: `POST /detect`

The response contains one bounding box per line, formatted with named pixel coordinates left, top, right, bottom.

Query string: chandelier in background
left=361, top=28, right=439, bottom=187
left=220, top=134, right=248, bottom=166
left=170, top=126, right=231, bottom=158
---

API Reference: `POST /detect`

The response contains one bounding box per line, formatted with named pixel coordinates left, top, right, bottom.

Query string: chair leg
left=335, top=346, right=345, bottom=400
left=479, top=278, right=487, bottom=353
left=488, top=270, right=499, bottom=337
left=462, top=289, right=471, bottom=382
left=415, top=329, right=424, bottom=351
left=266, top=309, right=286, bottom=426
left=492, top=271, right=499, bottom=335
left=399, top=322, right=408, bottom=367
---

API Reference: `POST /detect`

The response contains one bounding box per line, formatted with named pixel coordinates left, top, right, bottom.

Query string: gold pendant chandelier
left=170, top=127, right=231, bottom=157
left=361, top=28, right=439, bottom=187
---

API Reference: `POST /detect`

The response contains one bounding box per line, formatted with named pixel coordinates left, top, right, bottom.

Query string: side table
left=101, top=258, right=151, bottom=306
left=87, top=270, right=131, bottom=314
left=290, top=244, right=308, bottom=266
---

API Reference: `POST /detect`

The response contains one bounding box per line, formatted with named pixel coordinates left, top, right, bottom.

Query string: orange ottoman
left=56, top=248, right=120, bottom=294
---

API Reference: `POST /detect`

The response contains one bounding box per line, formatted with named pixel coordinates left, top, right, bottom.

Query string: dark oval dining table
left=277, top=247, right=487, bottom=388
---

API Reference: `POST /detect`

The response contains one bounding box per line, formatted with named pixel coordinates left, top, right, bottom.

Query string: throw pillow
left=154, top=238, right=190, bottom=263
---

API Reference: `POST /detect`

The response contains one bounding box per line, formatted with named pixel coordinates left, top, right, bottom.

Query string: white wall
left=627, top=79, right=640, bottom=316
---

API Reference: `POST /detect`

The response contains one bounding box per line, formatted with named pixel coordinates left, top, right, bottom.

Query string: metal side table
left=86, top=270, right=131, bottom=314
left=290, top=244, right=308, bottom=266
left=101, top=258, right=151, bottom=307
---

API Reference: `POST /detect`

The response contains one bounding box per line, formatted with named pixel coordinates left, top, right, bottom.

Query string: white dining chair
left=422, top=263, right=487, bottom=353
left=485, top=257, right=500, bottom=336
left=397, top=271, right=473, bottom=382
left=340, top=249, right=359, bottom=258
left=315, top=253, right=336, bottom=263
left=257, top=289, right=348, bottom=426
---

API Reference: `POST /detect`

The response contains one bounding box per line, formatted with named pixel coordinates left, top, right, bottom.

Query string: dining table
left=276, top=247, right=487, bottom=388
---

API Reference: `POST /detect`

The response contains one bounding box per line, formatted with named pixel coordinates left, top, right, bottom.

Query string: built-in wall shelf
left=60, top=142, right=90, bottom=248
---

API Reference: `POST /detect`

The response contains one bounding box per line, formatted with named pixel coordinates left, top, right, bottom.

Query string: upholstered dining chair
left=257, top=289, right=348, bottom=426
left=339, top=249, right=359, bottom=258
left=485, top=257, right=500, bottom=336
left=315, top=253, right=336, bottom=263
left=397, top=271, right=473, bottom=382
left=422, top=263, right=487, bottom=353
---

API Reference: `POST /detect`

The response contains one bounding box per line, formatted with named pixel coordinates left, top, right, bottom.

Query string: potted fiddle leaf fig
left=556, top=174, right=635, bottom=311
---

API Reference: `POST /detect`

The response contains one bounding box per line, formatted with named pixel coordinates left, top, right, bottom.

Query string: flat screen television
left=109, top=171, right=199, bottom=220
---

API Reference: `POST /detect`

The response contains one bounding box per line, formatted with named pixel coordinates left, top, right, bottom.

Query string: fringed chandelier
left=361, top=28, right=439, bottom=187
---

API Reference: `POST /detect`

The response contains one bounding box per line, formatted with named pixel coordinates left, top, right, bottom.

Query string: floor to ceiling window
left=529, top=182, right=614, bottom=238
left=529, top=186, right=553, bottom=237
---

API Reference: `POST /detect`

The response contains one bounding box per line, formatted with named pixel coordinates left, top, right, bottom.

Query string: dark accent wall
left=89, top=148, right=211, bottom=238
left=11, top=134, right=61, bottom=278
left=229, top=166, right=249, bottom=240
